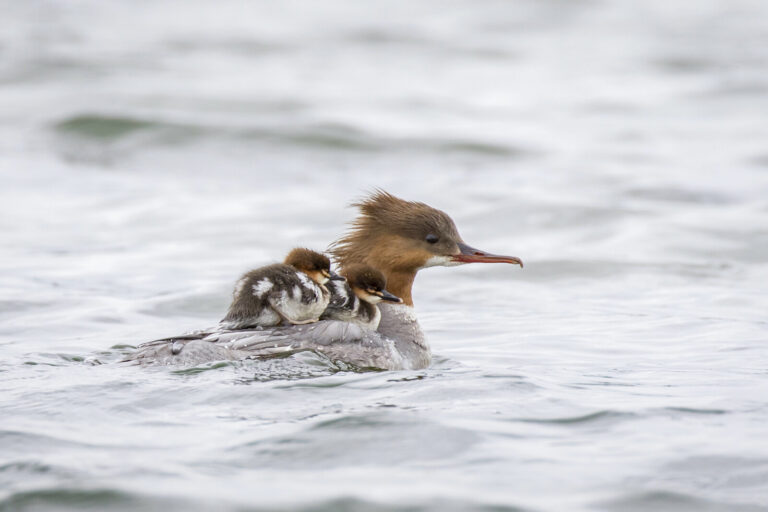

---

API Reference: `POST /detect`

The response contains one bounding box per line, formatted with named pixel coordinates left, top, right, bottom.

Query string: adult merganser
left=321, top=264, right=402, bottom=330
left=126, top=190, right=522, bottom=369
left=220, top=248, right=342, bottom=329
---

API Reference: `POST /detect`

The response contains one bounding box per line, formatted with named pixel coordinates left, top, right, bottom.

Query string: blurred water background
left=2, top=0, right=768, bottom=511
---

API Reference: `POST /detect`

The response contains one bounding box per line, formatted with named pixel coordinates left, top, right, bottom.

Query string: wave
left=0, top=489, right=530, bottom=512
left=597, top=490, right=767, bottom=512
left=51, top=114, right=529, bottom=157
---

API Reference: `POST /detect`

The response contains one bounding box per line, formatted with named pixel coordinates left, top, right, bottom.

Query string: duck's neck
left=377, top=301, right=430, bottom=368
left=382, top=270, right=416, bottom=307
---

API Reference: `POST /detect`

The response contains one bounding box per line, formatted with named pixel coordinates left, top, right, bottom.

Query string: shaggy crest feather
left=329, top=189, right=460, bottom=270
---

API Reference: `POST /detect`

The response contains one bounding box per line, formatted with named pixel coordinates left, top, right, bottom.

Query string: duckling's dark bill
left=453, top=242, right=523, bottom=267
left=379, top=290, right=403, bottom=303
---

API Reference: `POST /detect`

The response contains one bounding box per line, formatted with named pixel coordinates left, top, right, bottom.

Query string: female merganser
left=321, top=264, right=402, bottom=330
left=126, top=191, right=522, bottom=369
left=220, top=248, right=342, bottom=329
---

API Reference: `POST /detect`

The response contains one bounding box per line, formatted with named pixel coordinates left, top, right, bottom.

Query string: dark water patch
left=268, top=126, right=379, bottom=151
left=278, top=497, right=531, bottom=512
left=57, top=354, right=85, bottom=363
left=428, top=139, right=521, bottom=157
left=22, top=360, right=62, bottom=367
left=251, top=126, right=526, bottom=157
left=54, top=115, right=163, bottom=140
left=652, top=56, right=721, bottom=74
left=343, top=29, right=431, bottom=46
left=515, top=410, right=634, bottom=425
left=388, top=373, right=428, bottom=382
left=662, top=407, right=727, bottom=415
left=50, top=113, right=529, bottom=158
left=0, top=461, right=81, bottom=496
left=89, top=315, right=124, bottom=324
left=0, top=460, right=71, bottom=479
left=0, top=489, right=130, bottom=512
left=20, top=352, right=90, bottom=367
left=0, top=490, right=533, bottom=512
left=597, top=490, right=767, bottom=512
left=625, top=186, right=733, bottom=205
left=0, top=488, right=219, bottom=512
left=110, top=344, right=137, bottom=350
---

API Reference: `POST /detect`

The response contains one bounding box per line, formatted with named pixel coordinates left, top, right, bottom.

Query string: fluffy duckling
left=321, top=263, right=402, bottom=330
left=221, top=248, right=343, bottom=329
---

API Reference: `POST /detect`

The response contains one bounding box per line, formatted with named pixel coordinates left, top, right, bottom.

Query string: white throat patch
left=421, top=255, right=463, bottom=268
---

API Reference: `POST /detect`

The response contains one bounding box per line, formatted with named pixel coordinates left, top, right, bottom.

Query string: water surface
left=1, top=1, right=768, bottom=511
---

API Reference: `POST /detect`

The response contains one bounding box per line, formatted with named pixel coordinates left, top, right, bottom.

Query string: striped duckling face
left=284, top=248, right=342, bottom=285
left=342, top=264, right=402, bottom=305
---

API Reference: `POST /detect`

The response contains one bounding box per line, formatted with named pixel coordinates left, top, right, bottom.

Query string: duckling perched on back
left=321, top=263, right=402, bottom=330
left=221, top=248, right=342, bottom=329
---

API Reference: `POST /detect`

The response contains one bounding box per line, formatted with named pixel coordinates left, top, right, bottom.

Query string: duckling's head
left=329, top=190, right=522, bottom=305
left=284, top=248, right=341, bottom=285
left=342, top=264, right=402, bottom=304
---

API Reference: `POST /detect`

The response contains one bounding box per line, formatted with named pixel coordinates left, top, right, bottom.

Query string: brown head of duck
left=329, top=190, right=522, bottom=306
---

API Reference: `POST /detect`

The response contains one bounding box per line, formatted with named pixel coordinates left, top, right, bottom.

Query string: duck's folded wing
left=223, top=320, right=367, bottom=353
left=125, top=321, right=401, bottom=369
left=124, top=322, right=360, bottom=364
left=123, top=331, right=239, bottom=366
left=222, top=321, right=403, bottom=369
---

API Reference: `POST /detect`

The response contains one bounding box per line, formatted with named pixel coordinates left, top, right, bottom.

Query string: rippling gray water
left=2, top=1, right=768, bottom=510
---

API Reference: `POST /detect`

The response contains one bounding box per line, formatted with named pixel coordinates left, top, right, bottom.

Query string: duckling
left=321, top=263, right=402, bottom=330
left=221, top=248, right=343, bottom=329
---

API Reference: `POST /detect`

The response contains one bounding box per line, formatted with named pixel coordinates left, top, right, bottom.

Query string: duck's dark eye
left=425, top=233, right=439, bottom=244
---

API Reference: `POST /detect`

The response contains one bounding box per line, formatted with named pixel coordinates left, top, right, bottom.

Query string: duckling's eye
left=425, top=234, right=439, bottom=244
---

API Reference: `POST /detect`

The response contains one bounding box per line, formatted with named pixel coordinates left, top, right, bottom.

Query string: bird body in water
left=125, top=191, right=522, bottom=370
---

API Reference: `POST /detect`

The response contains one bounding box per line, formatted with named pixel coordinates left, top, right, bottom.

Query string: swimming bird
left=126, top=191, right=522, bottom=369
left=321, top=263, right=402, bottom=330
left=221, top=248, right=342, bottom=329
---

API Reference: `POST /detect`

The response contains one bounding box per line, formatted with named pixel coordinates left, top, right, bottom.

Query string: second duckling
left=321, top=263, right=402, bottom=330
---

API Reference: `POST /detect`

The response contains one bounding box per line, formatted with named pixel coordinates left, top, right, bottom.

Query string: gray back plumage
left=125, top=303, right=430, bottom=370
